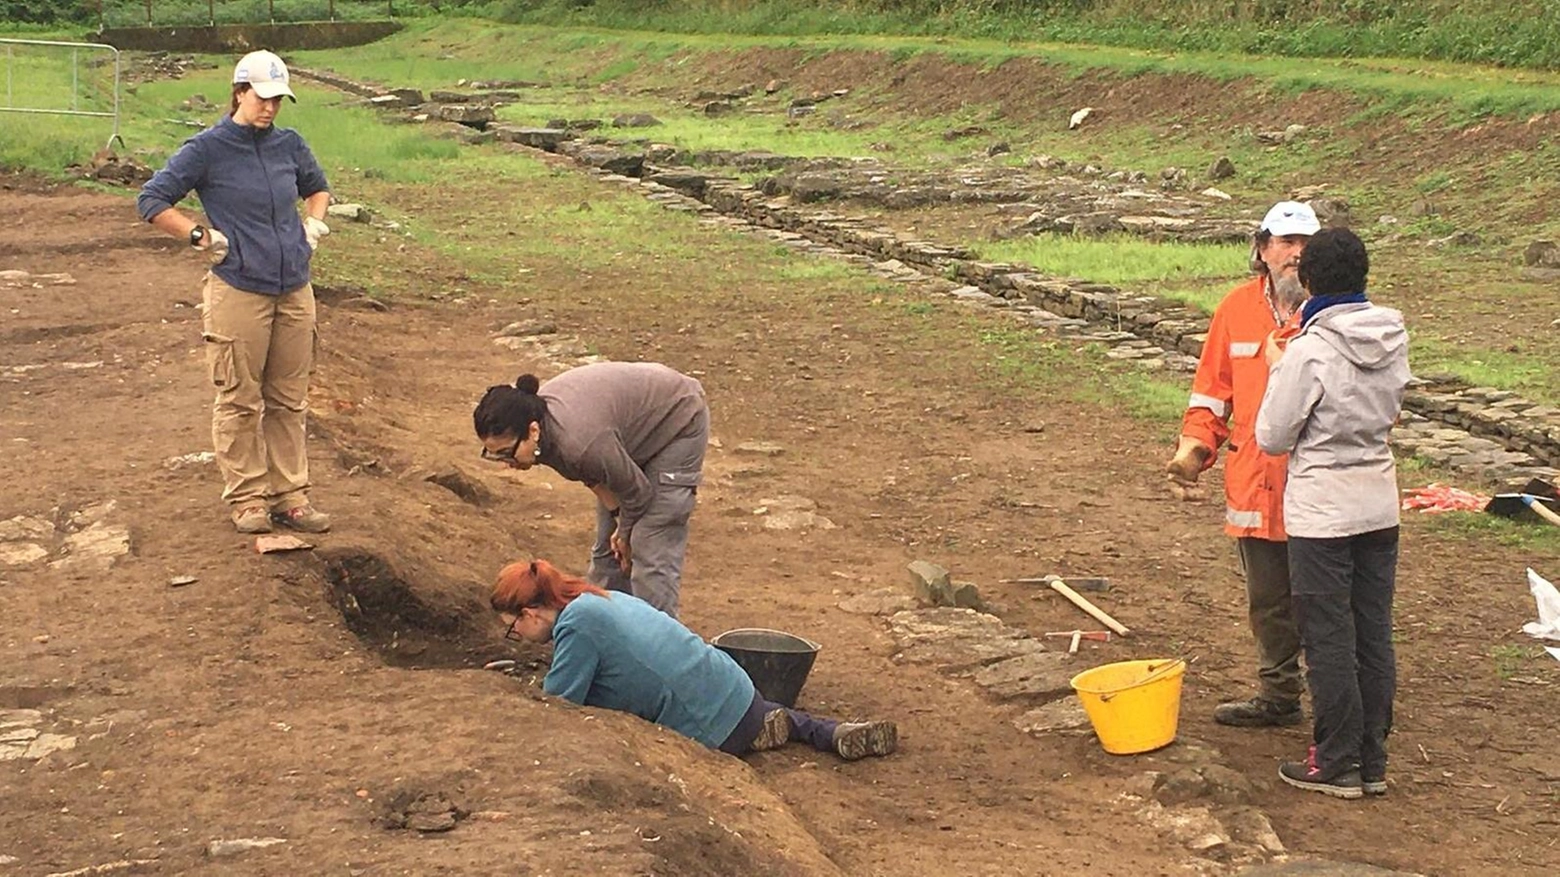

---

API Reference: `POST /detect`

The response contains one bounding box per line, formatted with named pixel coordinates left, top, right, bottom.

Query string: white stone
left=164, top=451, right=215, bottom=470
left=0, top=515, right=54, bottom=542
left=50, top=523, right=130, bottom=571
left=68, top=500, right=118, bottom=529
left=327, top=203, right=370, bottom=223
left=0, top=709, right=43, bottom=728
left=1013, top=697, right=1093, bottom=734
left=24, top=732, right=76, bottom=759
left=206, top=837, right=287, bottom=857
left=0, top=543, right=48, bottom=566
left=762, top=510, right=837, bottom=531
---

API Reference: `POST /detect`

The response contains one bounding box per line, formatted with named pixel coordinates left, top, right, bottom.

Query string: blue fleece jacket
left=543, top=592, right=754, bottom=749
left=137, top=115, right=328, bottom=295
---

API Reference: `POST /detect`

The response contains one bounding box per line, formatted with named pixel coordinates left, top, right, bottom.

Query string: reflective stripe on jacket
left=1179, top=276, right=1295, bottom=541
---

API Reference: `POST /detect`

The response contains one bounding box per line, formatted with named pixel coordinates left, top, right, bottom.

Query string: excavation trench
left=317, top=546, right=528, bottom=671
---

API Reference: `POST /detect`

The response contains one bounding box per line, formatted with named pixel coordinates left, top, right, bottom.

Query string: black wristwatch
left=189, top=225, right=207, bottom=248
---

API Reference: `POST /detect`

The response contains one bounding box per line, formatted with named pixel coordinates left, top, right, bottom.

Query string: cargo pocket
left=648, top=470, right=701, bottom=525
left=203, top=332, right=238, bottom=391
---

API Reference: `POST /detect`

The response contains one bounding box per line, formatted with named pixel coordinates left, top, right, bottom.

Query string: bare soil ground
left=1, top=113, right=1557, bottom=877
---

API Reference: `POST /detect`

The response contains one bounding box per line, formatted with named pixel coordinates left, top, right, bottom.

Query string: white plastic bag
left=1521, top=568, right=1560, bottom=640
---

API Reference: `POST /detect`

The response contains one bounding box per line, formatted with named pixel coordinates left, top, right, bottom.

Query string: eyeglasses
left=503, top=615, right=524, bottom=642
left=480, top=437, right=522, bottom=463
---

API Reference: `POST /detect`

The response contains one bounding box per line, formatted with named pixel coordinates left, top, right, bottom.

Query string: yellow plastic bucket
left=1069, top=659, right=1187, bottom=755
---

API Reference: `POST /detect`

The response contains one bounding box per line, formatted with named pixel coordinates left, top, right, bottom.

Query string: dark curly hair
left=473, top=373, right=547, bottom=439
left=1297, top=227, right=1369, bottom=297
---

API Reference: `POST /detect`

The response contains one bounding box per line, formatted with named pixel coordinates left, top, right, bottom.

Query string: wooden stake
left=1049, top=579, right=1130, bottom=637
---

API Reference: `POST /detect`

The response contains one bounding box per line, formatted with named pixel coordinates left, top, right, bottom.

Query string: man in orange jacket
left=1167, top=200, right=1320, bottom=727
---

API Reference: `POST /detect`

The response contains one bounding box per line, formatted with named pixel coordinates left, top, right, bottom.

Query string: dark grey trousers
left=587, top=407, right=708, bottom=618
left=1288, top=527, right=1399, bottom=779
left=1237, top=537, right=1304, bottom=703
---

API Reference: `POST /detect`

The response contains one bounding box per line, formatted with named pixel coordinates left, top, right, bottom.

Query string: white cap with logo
left=1260, top=201, right=1321, bottom=237
left=233, top=50, right=296, bottom=101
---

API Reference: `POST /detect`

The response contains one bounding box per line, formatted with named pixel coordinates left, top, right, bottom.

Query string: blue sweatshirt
left=137, top=115, right=328, bottom=295
left=543, top=592, right=754, bottom=749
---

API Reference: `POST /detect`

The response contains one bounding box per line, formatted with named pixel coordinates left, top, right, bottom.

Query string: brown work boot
left=272, top=503, right=332, bottom=534
left=833, top=721, right=898, bottom=761
left=750, top=708, right=792, bottom=752
left=1213, top=695, right=1302, bottom=728
left=232, top=503, right=273, bottom=534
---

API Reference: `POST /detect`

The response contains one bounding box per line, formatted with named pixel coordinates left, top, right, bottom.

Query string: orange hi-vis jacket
left=1180, top=276, right=1299, bottom=541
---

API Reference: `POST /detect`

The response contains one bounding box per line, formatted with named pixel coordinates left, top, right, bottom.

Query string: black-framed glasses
left=503, top=615, right=524, bottom=641
left=481, top=437, right=522, bottom=463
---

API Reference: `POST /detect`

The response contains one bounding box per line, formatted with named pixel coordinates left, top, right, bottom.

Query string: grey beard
left=1271, top=273, right=1306, bottom=310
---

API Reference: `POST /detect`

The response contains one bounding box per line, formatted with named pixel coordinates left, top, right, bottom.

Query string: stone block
left=1013, top=697, right=1092, bottom=734
left=966, top=651, right=1074, bottom=701
left=907, top=560, right=951, bottom=604
left=888, top=607, right=1044, bottom=671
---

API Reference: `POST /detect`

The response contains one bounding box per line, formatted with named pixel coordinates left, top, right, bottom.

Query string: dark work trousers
left=1237, top=537, right=1304, bottom=704
left=1288, top=526, right=1399, bottom=779
left=587, top=407, right=709, bottom=618
left=719, top=690, right=839, bottom=756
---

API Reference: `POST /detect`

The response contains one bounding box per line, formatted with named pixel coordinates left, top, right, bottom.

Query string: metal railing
left=0, top=38, right=123, bottom=150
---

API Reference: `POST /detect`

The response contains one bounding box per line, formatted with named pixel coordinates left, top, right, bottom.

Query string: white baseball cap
left=1260, top=201, right=1320, bottom=237
left=233, top=50, right=296, bottom=101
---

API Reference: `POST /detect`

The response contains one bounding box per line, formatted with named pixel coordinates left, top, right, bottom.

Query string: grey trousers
left=1237, top=537, right=1304, bottom=703
left=1289, top=527, right=1399, bottom=779
left=587, top=407, right=708, bottom=618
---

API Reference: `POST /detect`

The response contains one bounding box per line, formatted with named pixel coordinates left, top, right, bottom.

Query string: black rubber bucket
left=711, top=628, right=821, bottom=708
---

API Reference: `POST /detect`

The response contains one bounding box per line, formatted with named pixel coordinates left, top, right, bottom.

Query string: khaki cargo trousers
left=201, top=273, right=316, bottom=511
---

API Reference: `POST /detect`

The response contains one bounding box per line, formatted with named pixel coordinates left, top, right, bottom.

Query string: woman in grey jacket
left=137, top=50, right=333, bottom=535
left=1255, top=227, right=1410, bottom=799
left=474, top=362, right=709, bottom=618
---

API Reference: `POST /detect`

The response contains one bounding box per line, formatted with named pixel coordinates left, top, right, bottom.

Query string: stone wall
left=97, top=21, right=401, bottom=53
left=298, top=66, right=1560, bottom=486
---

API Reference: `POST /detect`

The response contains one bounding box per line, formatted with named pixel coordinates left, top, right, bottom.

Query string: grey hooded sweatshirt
left=1255, top=302, right=1411, bottom=539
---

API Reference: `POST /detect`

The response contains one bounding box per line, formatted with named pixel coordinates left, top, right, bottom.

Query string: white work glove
left=304, top=216, right=330, bottom=251
left=202, top=229, right=230, bottom=264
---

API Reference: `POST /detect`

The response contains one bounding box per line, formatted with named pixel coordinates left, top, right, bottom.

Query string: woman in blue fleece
left=493, top=560, right=898, bottom=761
left=137, top=50, right=333, bottom=536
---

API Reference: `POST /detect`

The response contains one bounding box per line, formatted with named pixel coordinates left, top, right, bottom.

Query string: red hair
left=490, top=559, right=608, bottom=614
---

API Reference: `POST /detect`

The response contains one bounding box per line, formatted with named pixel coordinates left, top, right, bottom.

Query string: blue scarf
left=1301, top=291, right=1369, bottom=328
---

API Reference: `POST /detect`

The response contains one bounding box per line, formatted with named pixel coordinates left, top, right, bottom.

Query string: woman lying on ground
left=1255, top=226, right=1410, bottom=800
left=492, top=559, right=898, bottom=761
left=474, top=362, right=708, bottom=618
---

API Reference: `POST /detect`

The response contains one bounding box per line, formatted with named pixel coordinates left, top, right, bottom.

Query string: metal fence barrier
left=0, top=38, right=123, bottom=149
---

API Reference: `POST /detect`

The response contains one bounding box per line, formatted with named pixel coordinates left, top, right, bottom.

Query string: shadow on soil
left=316, top=545, right=500, bottom=669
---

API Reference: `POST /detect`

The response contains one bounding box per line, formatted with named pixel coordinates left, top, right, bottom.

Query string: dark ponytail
left=473, top=373, right=548, bottom=439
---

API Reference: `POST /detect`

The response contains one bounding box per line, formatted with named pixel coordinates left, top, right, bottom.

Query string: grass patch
left=1417, top=511, right=1560, bottom=556
left=315, top=19, right=1560, bottom=120
left=975, top=233, right=1246, bottom=287
left=973, top=325, right=1185, bottom=426
left=1410, top=337, right=1557, bottom=406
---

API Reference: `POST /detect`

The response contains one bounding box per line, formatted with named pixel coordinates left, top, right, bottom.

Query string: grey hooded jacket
left=1255, top=302, right=1411, bottom=539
